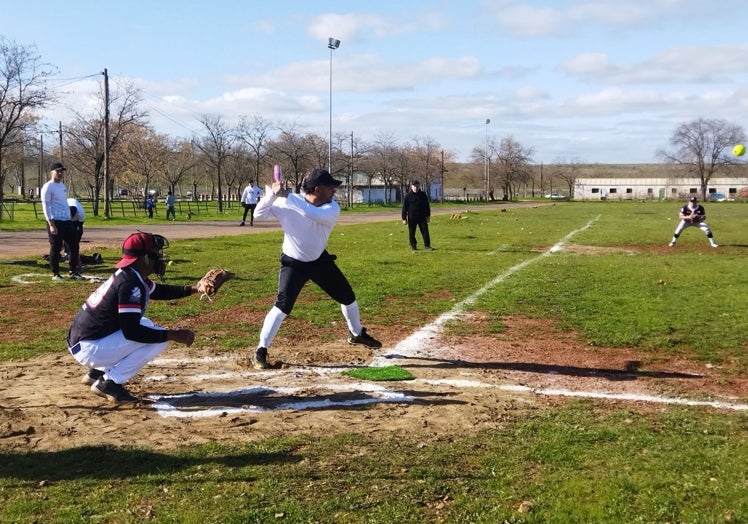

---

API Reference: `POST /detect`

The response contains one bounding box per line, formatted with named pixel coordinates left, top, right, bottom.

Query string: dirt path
left=0, top=202, right=532, bottom=259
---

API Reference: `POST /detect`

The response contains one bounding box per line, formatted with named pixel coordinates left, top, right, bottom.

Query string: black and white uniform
left=253, top=188, right=363, bottom=349
left=66, top=266, right=192, bottom=383
left=670, top=202, right=717, bottom=246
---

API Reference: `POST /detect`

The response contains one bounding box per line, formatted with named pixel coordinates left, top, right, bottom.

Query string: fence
left=1, top=198, right=217, bottom=222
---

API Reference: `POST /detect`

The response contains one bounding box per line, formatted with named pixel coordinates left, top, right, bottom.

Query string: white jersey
left=67, top=198, right=85, bottom=222
left=241, top=184, right=263, bottom=205
left=41, top=180, right=71, bottom=221
left=254, top=188, right=339, bottom=262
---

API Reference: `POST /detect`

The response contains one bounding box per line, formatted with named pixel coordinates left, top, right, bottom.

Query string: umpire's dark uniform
left=401, top=181, right=432, bottom=250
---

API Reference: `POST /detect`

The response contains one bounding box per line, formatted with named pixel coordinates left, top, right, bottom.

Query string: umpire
left=401, top=180, right=433, bottom=251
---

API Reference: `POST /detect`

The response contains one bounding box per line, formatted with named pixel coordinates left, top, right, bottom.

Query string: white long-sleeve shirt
left=254, top=188, right=339, bottom=262
left=241, top=184, right=263, bottom=205
left=41, top=180, right=71, bottom=221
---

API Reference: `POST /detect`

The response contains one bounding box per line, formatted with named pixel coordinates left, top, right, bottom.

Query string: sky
left=3, top=0, right=748, bottom=164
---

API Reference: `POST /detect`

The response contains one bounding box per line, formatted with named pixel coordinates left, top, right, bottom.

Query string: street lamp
left=484, top=118, right=491, bottom=201
left=328, top=37, right=341, bottom=173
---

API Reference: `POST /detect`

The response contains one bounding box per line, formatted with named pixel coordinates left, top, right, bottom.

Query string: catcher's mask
left=115, top=231, right=170, bottom=277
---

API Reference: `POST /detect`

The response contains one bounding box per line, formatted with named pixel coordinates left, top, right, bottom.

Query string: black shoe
left=348, top=327, right=382, bottom=349
left=424, top=246, right=434, bottom=251
left=252, top=347, right=269, bottom=369
left=69, top=271, right=84, bottom=280
left=81, top=368, right=105, bottom=386
left=91, top=379, right=139, bottom=403
left=240, top=221, right=245, bottom=226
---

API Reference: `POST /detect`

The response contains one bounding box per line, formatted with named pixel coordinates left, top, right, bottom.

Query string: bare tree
left=270, top=123, right=313, bottom=192
left=122, top=128, right=169, bottom=206
left=366, top=132, right=400, bottom=205
left=493, top=136, right=534, bottom=200
left=194, top=114, right=234, bottom=212
left=235, top=114, right=273, bottom=182
left=556, top=157, right=583, bottom=198
left=658, top=117, right=746, bottom=199
left=64, top=79, right=147, bottom=216
left=162, top=137, right=196, bottom=198
left=411, top=136, right=442, bottom=198
left=0, top=38, right=56, bottom=209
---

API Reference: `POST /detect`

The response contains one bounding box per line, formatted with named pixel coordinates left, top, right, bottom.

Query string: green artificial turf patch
left=342, top=365, right=415, bottom=381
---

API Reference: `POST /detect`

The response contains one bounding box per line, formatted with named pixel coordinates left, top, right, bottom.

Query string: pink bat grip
left=273, top=164, right=282, bottom=182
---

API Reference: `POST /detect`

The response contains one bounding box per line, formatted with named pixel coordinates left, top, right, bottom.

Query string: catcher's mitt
left=197, top=268, right=235, bottom=301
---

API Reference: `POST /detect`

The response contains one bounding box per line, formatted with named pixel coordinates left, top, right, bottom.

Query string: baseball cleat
left=348, top=327, right=382, bottom=349
left=252, top=347, right=270, bottom=369
left=81, top=368, right=105, bottom=386
left=91, top=379, right=139, bottom=403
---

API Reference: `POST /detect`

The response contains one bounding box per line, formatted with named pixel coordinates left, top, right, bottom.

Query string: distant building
left=337, top=172, right=441, bottom=204
left=574, top=176, right=748, bottom=201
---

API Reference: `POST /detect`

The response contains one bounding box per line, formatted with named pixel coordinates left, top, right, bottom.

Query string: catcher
left=668, top=196, right=718, bottom=248
left=66, top=231, right=233, bottom=403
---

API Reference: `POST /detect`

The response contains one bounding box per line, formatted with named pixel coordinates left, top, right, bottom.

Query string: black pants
left=242, top=203, right=257, bottom=223
left=274, top=251, right=355, bottom=315
left=407, top=219, right=431, bottom=249
left=47, top=220, right=79, bottom=275
left=63, top=222, right=84, bottom=271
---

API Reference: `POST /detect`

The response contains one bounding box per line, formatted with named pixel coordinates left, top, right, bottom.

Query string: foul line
left=371, top=216, right=601, bottom=365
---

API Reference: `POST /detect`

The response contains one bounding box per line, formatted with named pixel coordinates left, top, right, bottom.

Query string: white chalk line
left=145, top=216, right=748, bottom=415
left=12, top=272, right=106, bottom=284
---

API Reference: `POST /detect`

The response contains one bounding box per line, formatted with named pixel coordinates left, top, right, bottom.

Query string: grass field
left=1, top=200, right=746, bottom=523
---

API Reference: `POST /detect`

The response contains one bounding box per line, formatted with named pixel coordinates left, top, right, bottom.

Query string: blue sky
left=3, top=0, right=747, bottom=163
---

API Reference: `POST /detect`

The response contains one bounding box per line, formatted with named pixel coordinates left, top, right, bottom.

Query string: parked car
left=544, top=193, right=565, bottom=199
left=709, top=193, right=726, bottom=202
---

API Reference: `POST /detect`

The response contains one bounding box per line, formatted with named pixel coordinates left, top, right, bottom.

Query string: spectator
left=165, top=191, right=176, bottom=221
left=41, top=162, right=81, bottom=280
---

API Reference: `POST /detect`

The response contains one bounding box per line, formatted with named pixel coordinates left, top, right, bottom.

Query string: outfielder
left=669, top=196, right=718, bottom=248
left=250, top=168, right=382, bottom=369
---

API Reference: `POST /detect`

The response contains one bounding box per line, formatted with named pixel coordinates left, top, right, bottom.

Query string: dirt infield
left=1, top=202, right=746, bottom=452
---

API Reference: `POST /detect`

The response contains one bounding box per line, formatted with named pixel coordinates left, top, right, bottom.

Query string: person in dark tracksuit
left=401, top=180, right=432, bottom=251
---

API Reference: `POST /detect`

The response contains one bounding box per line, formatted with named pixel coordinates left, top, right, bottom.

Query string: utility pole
left=103, top=68, right=111, bottom=218
left=58, top=121, right=64, bottom=163
left=440, top=150, right=445, bottom=204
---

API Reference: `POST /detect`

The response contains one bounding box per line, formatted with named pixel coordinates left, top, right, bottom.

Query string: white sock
left=258, top=306, right=287, bottom=348
left=341, top=301, right=362, bottom=336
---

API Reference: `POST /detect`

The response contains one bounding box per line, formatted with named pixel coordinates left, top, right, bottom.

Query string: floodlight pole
left=328, top=37, right=340, bottom=173
left=484, top=118, right=491, bottom=201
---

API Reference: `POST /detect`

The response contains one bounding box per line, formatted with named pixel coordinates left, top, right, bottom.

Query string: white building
left=574, top=177, right=748, bottom=201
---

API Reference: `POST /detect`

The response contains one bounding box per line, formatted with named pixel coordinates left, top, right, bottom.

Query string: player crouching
left=66, top=232, right=199, bottom=403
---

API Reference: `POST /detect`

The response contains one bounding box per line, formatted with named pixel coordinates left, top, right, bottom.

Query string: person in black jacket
left=401, top=180, right=433, bottom=251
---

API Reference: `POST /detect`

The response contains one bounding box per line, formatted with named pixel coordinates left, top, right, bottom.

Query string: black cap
left=689, top=196, right=697, bottom=202
left=49, top=162, right=66, bottom=171
left=302, top=169, right=342, bottom=191
left=411, top=180, right=421, bottom=186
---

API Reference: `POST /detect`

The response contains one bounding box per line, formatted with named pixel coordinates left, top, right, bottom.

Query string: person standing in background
left=146, top=196, right=155, bottom=218
left=240, top=179, right=263, bottom=226
left=165, top=191, right=176, bottom=221
left=41, top=162, right=81, bottom=280
left=65, top=197, right=85, bottom=274
left=401, top=180, right=433, bottom=251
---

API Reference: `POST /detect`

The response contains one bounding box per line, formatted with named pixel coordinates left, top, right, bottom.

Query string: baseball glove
left=197, top=268, right=235, bottom=301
